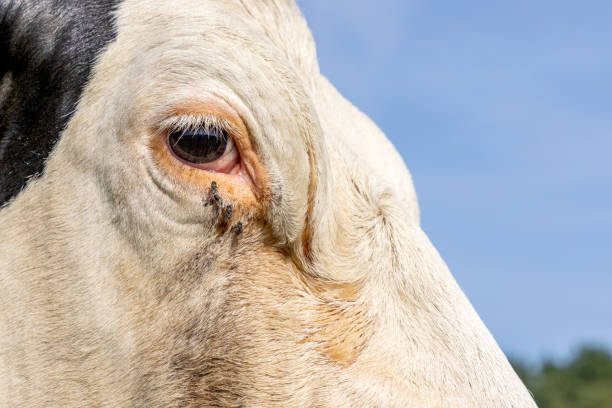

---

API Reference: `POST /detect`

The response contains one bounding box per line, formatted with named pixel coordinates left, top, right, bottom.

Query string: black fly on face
left=234, top=221, right=243, bottom=235
left=206, top=182, right=240, bottom=234
left=211, top=181, right=220, bottom=204
left=207, top=181, right=221, bottom=206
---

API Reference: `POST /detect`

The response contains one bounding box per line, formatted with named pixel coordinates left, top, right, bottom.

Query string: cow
left=0, top=1, right=537, bottom=406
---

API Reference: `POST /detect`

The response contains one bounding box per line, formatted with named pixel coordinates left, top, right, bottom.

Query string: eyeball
left=167, top=127, right=230, bottom=164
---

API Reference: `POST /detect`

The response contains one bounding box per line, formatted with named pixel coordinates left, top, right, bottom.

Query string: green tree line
left=511, top=346, right=612, bottom=408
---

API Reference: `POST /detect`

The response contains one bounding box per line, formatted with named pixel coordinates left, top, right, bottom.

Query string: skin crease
left=0, top=1, right=538, bottom=407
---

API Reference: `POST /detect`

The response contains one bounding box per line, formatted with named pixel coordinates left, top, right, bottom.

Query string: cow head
left=0, top=1, right=536, bottom=406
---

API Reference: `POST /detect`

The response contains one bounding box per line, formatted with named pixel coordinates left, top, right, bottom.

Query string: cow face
left=0, top=1, right=537, bottom=406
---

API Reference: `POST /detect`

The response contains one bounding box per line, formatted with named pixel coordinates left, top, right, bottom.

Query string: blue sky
left=298, top=0, right=612, bottom=361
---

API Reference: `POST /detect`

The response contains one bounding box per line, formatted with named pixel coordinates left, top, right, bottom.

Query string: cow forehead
left=113, top=0, right=319, bottom=91
left=139, top=0, right=318, bottom=75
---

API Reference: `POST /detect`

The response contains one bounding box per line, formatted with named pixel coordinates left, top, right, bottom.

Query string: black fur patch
left=0, top=0, right=120, bottom=205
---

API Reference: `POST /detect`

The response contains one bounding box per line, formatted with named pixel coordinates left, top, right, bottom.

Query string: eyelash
left=160, top=114, right=236, bottom=138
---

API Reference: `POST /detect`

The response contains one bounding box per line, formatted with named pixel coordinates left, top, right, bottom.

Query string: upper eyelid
left=159, top=114, right=238, bottom=136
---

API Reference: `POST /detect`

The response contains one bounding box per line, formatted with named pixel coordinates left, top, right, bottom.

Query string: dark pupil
left=168, top=128, right=228, bottom=164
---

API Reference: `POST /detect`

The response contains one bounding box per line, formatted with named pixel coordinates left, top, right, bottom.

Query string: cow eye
left=167, top=127, right=230, bottom=164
